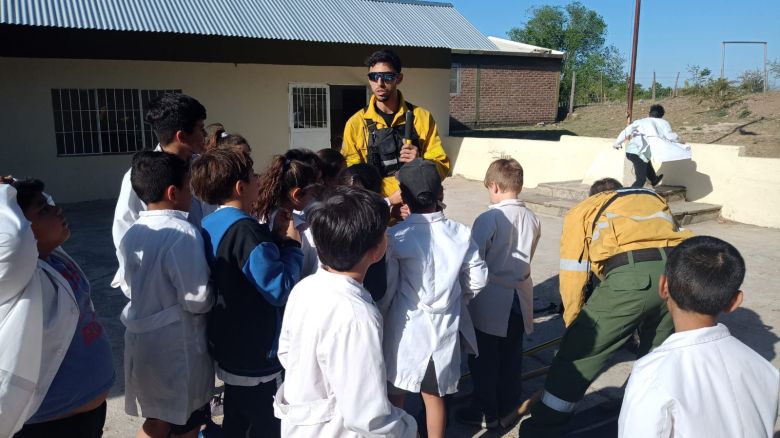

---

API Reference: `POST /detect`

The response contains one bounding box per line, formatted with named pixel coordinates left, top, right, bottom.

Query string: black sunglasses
left=367, top=72, right=399, bottom=83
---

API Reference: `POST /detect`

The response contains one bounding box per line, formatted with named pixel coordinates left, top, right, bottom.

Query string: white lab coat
left=381, top=212, right=487, bottom=395
left=0, top=186, right=82, bottom=436
left=274, top=270, right=417, bottom=438
left=116, top=210, right=214, bottom=425
left=614, top=117, right=691, bottom=163
left=469, top=199, right=541, bottom=336
left=618, top=323, right=780, bottom=438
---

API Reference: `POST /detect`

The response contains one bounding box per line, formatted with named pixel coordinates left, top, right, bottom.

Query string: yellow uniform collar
left=363, top=91, right=411, bottom=128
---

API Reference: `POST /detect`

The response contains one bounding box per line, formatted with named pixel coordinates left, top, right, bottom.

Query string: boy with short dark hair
left=112, top=93, right=208, bottom=251
left=381, top=158, right=487, bottom=438
left=618, top=236, right=779, bottom=437
left=457, top=158, right=541, bottom=429
left=191, top=148, right=303, bottom=438
left=274, top=185, right=417, bottom=437
left=116, top=151, right=213, bottom=438
left=613, top=103, right=690, bottom=188
left=0, top=179, right=114, bottom=437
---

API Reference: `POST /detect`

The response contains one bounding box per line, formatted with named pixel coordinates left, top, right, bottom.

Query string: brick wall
left=449, top=54, right=562, bottom=131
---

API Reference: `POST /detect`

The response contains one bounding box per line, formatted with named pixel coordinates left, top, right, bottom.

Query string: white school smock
left=614, top=117, right=691, bottom=163
left=381, top=212, right=487, bottom=396
left=116, top=210, right=214, bottom=425
left=618, top=323, right=780, bottom=438
left=274, top=270, right=417, bottom=438
left=469, top=199, right=541, bottom=336
left=0, top=186, right=82, bottom=436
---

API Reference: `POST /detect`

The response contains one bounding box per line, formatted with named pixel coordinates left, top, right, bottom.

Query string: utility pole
left=568, top=71, right=576, bottom=116
left=626, top=0, right=641, bottom=123
left=673, top=72, right=680, bottom=97
left=651, top=70, right=656, bottom=100
left=721, top=41, right=769, bottom=92
left=764, top=42, right=769, bottom=92
left=600, top=73, right=604, bottom=103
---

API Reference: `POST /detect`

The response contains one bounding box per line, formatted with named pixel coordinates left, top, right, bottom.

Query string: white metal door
left=289, top=84, right=330, bottom=150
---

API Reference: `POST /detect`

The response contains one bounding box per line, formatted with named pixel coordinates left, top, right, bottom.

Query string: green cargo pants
left=522, top=253, right=673, bottom=436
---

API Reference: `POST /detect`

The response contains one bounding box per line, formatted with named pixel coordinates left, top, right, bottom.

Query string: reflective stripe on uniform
left=595, top=211, right=674, bottom=241
left=542, top=390, right=578, bottom=413
left=560, top=259, right=590, bottom=272
left=605, top=210, right=673, bottom=224
left=592, top=221, right=609, bottom=241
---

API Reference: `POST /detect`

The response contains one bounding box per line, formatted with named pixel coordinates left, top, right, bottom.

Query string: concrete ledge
left=443, top=135, right=780, bottom=228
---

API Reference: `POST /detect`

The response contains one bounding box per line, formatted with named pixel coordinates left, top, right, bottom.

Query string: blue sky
left=448, top=0, right=780, bottom=88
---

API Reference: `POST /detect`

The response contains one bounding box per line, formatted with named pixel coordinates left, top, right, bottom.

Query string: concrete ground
left=59, top=176, right=780, bottom=437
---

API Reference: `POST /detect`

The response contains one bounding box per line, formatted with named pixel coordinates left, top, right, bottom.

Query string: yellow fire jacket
left=341, top=92, right=450, bottom=198
left=559, top=188, right=694, bottom=326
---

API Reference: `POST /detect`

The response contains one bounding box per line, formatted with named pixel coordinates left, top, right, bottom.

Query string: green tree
left=508, top=2, right=624, bottom=107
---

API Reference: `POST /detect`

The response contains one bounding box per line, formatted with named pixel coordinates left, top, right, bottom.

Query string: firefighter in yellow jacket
left=520, top=178, right=694, bottom=436
left=341, top=49, right=449, bottom=206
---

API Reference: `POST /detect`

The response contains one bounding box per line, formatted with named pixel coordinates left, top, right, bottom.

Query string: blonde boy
left=458, top=158, right=541, bottom=429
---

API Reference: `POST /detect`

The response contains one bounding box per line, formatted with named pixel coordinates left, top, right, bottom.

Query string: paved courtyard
left=59, top=176, right=780, bottom=437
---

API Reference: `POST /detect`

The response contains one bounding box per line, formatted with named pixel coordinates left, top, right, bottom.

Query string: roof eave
left=451, top=48, right=565, bottom=59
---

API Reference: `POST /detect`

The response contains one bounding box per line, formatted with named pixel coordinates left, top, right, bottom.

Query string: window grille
left=292, top=86, right=328, bottom=129
left=51, top=88, right=181, bottom=156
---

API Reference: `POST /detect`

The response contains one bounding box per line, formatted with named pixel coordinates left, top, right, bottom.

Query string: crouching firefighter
left=519, top=178, right=694, bottom=437
left=341, top=48, right=449, bottom=208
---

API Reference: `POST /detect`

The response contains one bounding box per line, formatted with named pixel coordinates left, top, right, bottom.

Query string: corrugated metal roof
left=0, top=0, right=496, bottom=50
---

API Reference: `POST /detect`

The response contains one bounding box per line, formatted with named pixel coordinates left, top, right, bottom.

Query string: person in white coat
left=0, top=181, right=42, bottom=436
left=112, top=93, right=208, bottom=256
left=116, top=152, right=214, bottom=438
left=618, top=236, right=779, bottom=438
left=457, top=159, right=541, bottom=429
left=613, top=104, right=691, bottom=188
left=274, top=186, right=417, bottom=438
left=1, top=179, right=114, bottom=437
left=381, top=159, right=487, bottom=438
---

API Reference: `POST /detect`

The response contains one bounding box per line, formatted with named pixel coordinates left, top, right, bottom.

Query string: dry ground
left=454, top=91, right=780, bottom=158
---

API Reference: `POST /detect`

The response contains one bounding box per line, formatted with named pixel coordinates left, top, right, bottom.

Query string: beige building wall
left=445, top=135, right=780, bottom=229
left=0, top=57, right=450, bottom=203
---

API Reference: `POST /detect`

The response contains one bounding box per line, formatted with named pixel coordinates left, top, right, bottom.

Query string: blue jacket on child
left=202, top=207, right=303, bottom=377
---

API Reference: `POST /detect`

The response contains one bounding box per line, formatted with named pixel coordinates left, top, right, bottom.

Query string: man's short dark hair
left=665, top=236, right=746, bottom=316
left=145, top=93, right=207, bottom=146
left=589, top=177, right=623, bottom=196
left=366, top=49, right=402, bottom=73
left=190, top=148, right=254, bottom=205
left=649, top=104, right=665, bottom=118
left=308, top=186, right=389, bottom=272
left=12, top=179, right=45, bottom=211
left=130, top=151, right=190, bottom=205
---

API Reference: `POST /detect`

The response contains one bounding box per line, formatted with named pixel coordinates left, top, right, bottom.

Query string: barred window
left=51, top=88, right=181, bottom=156
left=292, top=86, right=328, bottom=129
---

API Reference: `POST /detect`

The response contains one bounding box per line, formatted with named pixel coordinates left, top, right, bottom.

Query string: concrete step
left=521, top=188, right=721, bottom=225
left=534, top=181, right=687, bottom=203
left=669, top=201, right=722, bottom=225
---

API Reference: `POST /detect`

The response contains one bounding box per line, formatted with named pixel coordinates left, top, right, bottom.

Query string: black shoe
left=651, top=174, right=664, bottom=186
left=455, top=405, right=499, bottom=429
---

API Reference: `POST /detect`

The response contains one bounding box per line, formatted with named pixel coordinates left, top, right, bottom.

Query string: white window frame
left=288, top=83, right=331, bottom=149
left=450, top=63, right=461, bottom=96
